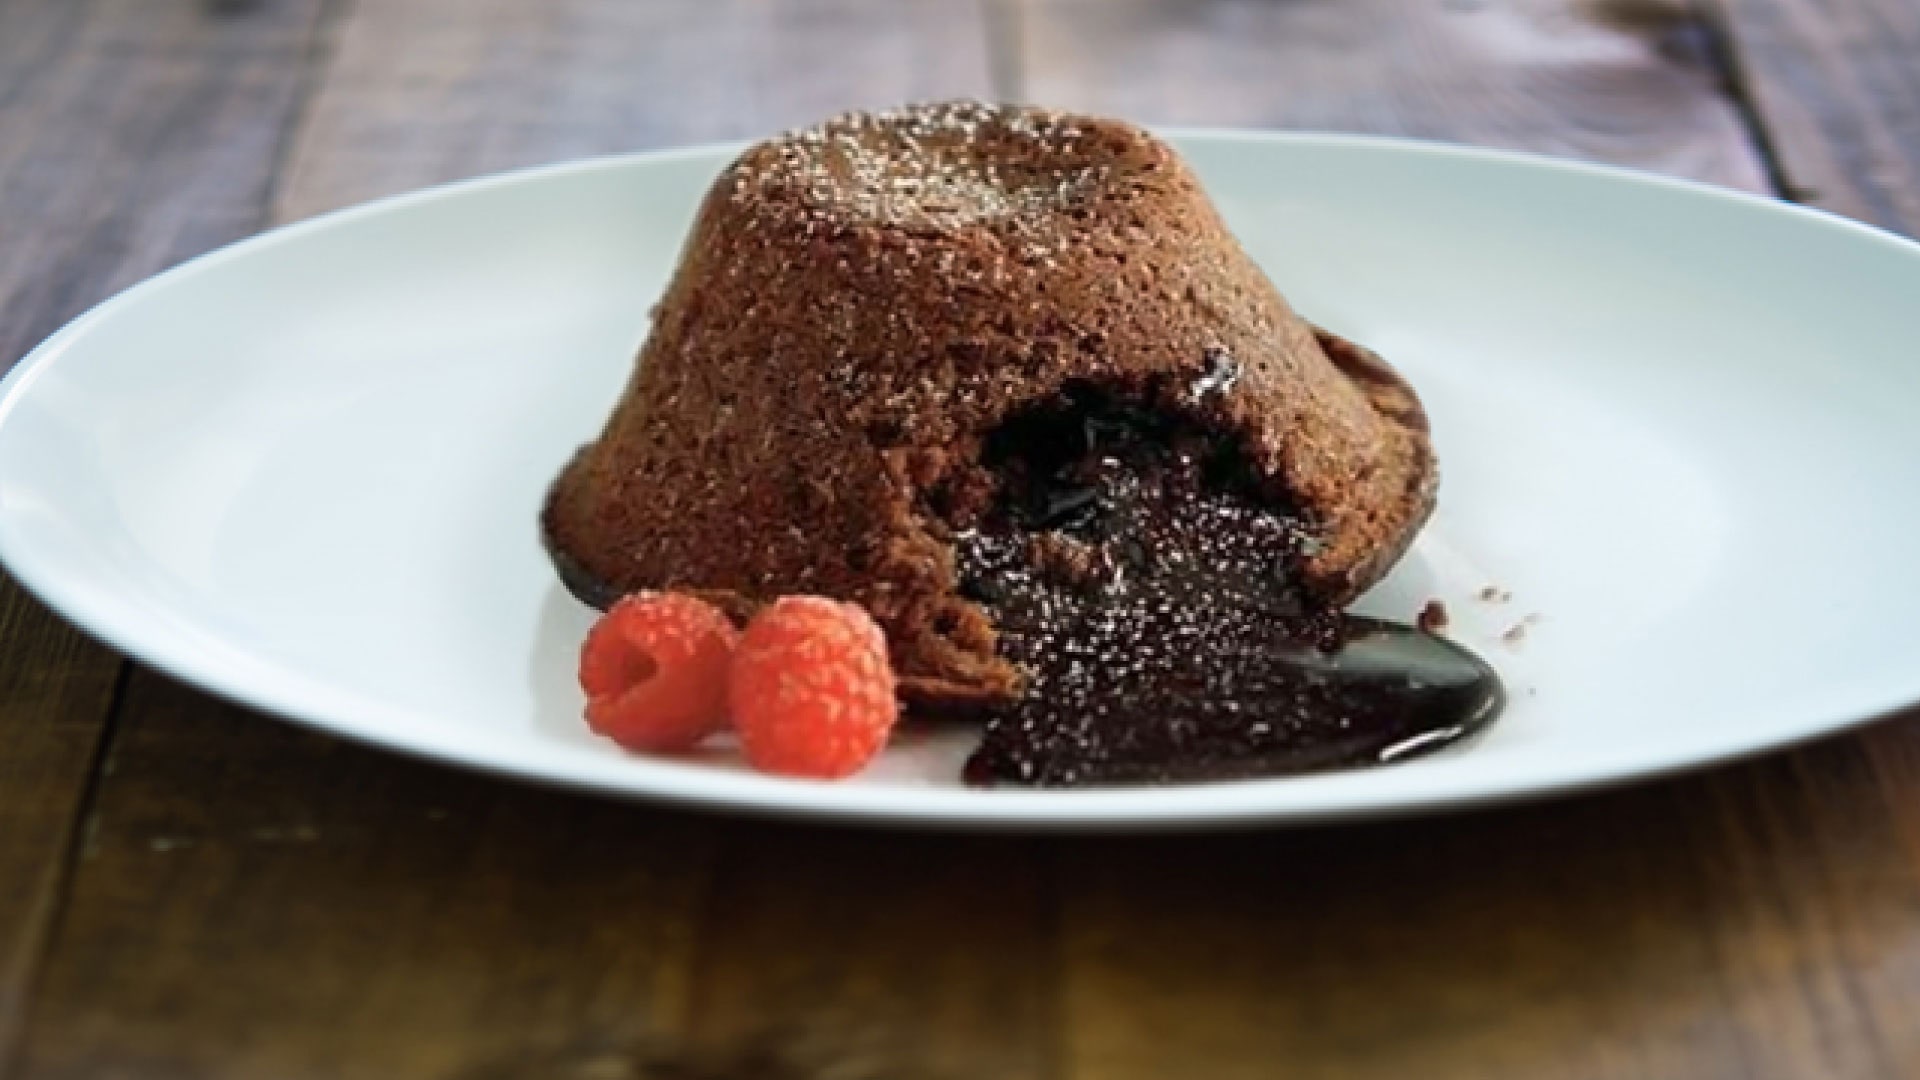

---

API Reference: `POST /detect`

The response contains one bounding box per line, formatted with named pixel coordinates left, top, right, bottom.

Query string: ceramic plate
left=4, top=133, right=1919, bottom=828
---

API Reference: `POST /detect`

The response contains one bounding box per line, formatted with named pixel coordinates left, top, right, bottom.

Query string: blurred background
left=4, top=1, right=1919, bottom=1078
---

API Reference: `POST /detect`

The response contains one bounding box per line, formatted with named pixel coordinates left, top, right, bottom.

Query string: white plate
left=5, top=133, right=1919, bottom=828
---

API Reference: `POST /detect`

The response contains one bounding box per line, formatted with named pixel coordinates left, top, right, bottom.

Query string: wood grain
left=1708, top=0, right=1920, bottom=230
left=1014, top=0, right=1770, bottom=190
left=683, top=828, right=1054, bottom=1080
left=16, top=677, right=1055, bottom=1079
left=0, top=0, right=335, bottom=1065
left=273, top=0, right=996, bottom=221
left=12, top=3, right=1028, bottom=1078
left=1698, top=9, right=1920, bottom=1072
left=0, top=586, right=119, bottom=1065
left=0, top=0, right=335, bottom=366
left=999, top=1, right=1920, bottom=1076
left=13, top=673, right=727, bottom=1080
left=1055, top=734, right=1920, bottom=1079
left=11, top=1, right=1920, bottom=1078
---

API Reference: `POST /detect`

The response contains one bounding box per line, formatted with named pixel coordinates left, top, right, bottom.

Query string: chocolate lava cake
left=543, top=102, right=1449, bottom=766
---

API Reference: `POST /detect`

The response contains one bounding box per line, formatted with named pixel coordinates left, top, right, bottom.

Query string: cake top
left=728, top=101, right=1154, bottom=234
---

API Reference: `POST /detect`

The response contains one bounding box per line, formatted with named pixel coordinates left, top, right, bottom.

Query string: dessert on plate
left=546, top=101, right=1501, bottom=785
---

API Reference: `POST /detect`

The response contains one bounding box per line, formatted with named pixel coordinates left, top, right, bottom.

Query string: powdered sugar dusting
left=730, top=101, right=1115, bottom=233
left=953, top=388, right=1501, bottom=787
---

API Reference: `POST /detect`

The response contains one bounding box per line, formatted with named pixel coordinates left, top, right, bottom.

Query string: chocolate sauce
left=956, top=386, right=1502, bottom=787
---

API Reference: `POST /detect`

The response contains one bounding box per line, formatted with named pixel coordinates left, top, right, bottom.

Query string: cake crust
left=542, top=102, right=1436, bottom=711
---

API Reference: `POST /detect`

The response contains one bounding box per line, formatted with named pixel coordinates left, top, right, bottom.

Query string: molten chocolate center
left=956, top=387, right=1502, bottom=786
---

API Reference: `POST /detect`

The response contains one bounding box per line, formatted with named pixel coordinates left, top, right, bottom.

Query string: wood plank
left=1707, top=0, right=1920, bottom=231
left=684, top=828, right=1055, bottom=1079
left=15, top=674, right=725, bottom=1080
left=1014, top=0, right=1771, bottom=190
left=1699, top=6, right=1920, bottom=1067
left=13, top=3, right=1033, bottom=1078
left=1008, top=2, right=1920, bottom=1076
left=18, top=2, right=1920, bottom=1078
left=0, top=0, right=336, bottom=1063
left=0, top=585, right=119, bottom=1065
left=272, top=0, right=998, bottom=221
left=0, top=0, right=333, bottom=366
left=1054, top=735, right=1920, bottom=1079
left=18, top=679, right=1053, bottom=1079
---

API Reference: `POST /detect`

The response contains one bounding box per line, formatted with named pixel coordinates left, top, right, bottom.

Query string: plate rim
left=6, top=130, right=1920, bottom=830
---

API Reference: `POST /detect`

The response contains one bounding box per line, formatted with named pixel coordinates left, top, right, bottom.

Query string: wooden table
left=3, top=0, right=1919, bottom=1076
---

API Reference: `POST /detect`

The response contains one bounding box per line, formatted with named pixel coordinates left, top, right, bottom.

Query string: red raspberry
left=730, top=597, right=899, bottom=779
left=579, top=592, right=738, bottom=753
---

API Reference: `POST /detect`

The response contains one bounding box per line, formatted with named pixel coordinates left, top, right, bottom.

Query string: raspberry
left=579, top=592, right=738, bottom=753
left=730, top=597, right=899, bottom=779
